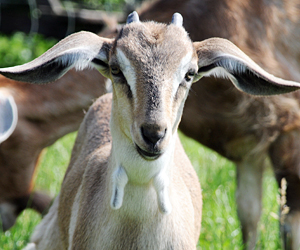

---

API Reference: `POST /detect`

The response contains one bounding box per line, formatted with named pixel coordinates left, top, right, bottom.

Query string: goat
left=136, top=0, right=300, bottom=249
left=0, top=68, right=107, bottom=231
left=1, top=11, right=300, bottom=250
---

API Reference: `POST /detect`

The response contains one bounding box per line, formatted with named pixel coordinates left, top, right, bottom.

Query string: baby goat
left=1, top=12, right=300, bottom=249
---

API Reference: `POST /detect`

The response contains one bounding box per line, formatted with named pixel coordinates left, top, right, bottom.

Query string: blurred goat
left=0, top=69, right=107, bottom=230
left=138, top=0, right=300, bottom=249
left=0, top=20, right=121, bottom=231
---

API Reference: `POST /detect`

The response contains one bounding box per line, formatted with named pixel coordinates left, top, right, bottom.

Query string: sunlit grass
left=0, top=132, right=282, bottom=249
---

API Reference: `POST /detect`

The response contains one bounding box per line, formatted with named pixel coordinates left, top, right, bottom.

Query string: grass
left=0, top=131, right=283, bottom=249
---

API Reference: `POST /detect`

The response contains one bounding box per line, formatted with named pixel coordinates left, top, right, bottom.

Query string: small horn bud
left=126, top=11, right=140, bottom=24
left=171, top=13, right=183, bottom=27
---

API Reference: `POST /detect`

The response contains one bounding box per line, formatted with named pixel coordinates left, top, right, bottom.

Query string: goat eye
left=111, top=66, right=121, bottom=76
left=184, top=70, right=196, bottom=82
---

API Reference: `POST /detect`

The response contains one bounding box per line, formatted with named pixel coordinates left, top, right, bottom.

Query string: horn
left=171, top=13, right=183, bottom=27
left=126, top=11, right=140, bottom=24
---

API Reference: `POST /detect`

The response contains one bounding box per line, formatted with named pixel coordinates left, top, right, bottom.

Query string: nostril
left=141, top=125, right=167, bottom=146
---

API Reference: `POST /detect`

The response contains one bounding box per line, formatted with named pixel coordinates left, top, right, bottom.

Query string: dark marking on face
left=144, top=77, right=162, bottom=119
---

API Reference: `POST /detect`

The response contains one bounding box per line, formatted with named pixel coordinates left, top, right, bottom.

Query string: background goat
left=0, top=18, right=121, bottom=232
left=0, top=68, right=107, bottom=231
left=138, top=0, right=300, bottom=249
left=0, top=20, right=123, bottom=231
left=2, top=11, right=300, bottom=250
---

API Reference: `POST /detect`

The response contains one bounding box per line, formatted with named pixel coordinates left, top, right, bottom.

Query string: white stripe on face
left=172, top=52, right=193, bottom=98
left=116, top=48, right=137, bottom=99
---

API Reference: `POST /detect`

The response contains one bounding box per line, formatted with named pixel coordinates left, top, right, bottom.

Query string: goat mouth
left=135, top=144, right=161, bottom=160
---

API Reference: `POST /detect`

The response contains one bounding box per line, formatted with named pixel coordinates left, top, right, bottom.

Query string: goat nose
left=141, top=124, right=167, bottom=146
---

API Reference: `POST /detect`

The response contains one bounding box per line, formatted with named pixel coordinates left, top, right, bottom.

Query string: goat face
left=108, top=20, right=198, bottom=162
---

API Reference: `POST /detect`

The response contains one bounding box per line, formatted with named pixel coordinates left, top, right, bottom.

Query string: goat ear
left=193, top=38, right=300, bottom=96
left=0, top=31, right=113, bottom=84
left=0, top=93, right=17, bottom=144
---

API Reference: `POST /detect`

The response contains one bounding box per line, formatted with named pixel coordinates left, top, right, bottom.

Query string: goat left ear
left=0, top=31, right=113, bottom=84
left=193, top=38, right=300, bottom=96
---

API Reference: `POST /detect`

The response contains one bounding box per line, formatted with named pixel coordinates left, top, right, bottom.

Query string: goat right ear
left=0, top=31, right=113, bottom=84
left=194, top=38, right=300, bottom=96
left=0, top=92, right=17, bottom=144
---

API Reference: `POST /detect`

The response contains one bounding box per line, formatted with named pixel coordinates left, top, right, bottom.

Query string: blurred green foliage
left=68, top=0, right=144, bottom=12
left=70, top=0, right=128, bottom=11
left=0, top=32, right=57, bottom=67
left=79, top=0, right=126, bottom=6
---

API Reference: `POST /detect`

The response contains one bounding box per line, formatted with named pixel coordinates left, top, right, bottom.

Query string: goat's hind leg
left=269, top=130, right=300, bottom=250
left=235, top=154, right=264, bottom=250
left=28, top=194, right=64, bottom=250
left=0, top=191, right=52, bottom=231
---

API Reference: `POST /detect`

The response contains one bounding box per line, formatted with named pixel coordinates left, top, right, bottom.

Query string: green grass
left=0, top=131, right=283, bottom=249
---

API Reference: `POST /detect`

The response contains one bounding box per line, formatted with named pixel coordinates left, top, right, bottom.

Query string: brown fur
left=0, top=23, right=122, bottom=231
left=0, top=69, right=107, bottom=230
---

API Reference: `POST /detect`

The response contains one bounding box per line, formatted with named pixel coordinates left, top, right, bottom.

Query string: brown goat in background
left=1, top=0, right=300, bottom=249
left=138, top=0, right=300, bottom=249
left=0, top=21, right=120, bottom=231
left=0, top=69, right=107, bottom=230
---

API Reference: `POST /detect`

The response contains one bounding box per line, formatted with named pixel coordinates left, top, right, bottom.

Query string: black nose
left=141, top=124, right=167, bottom=146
